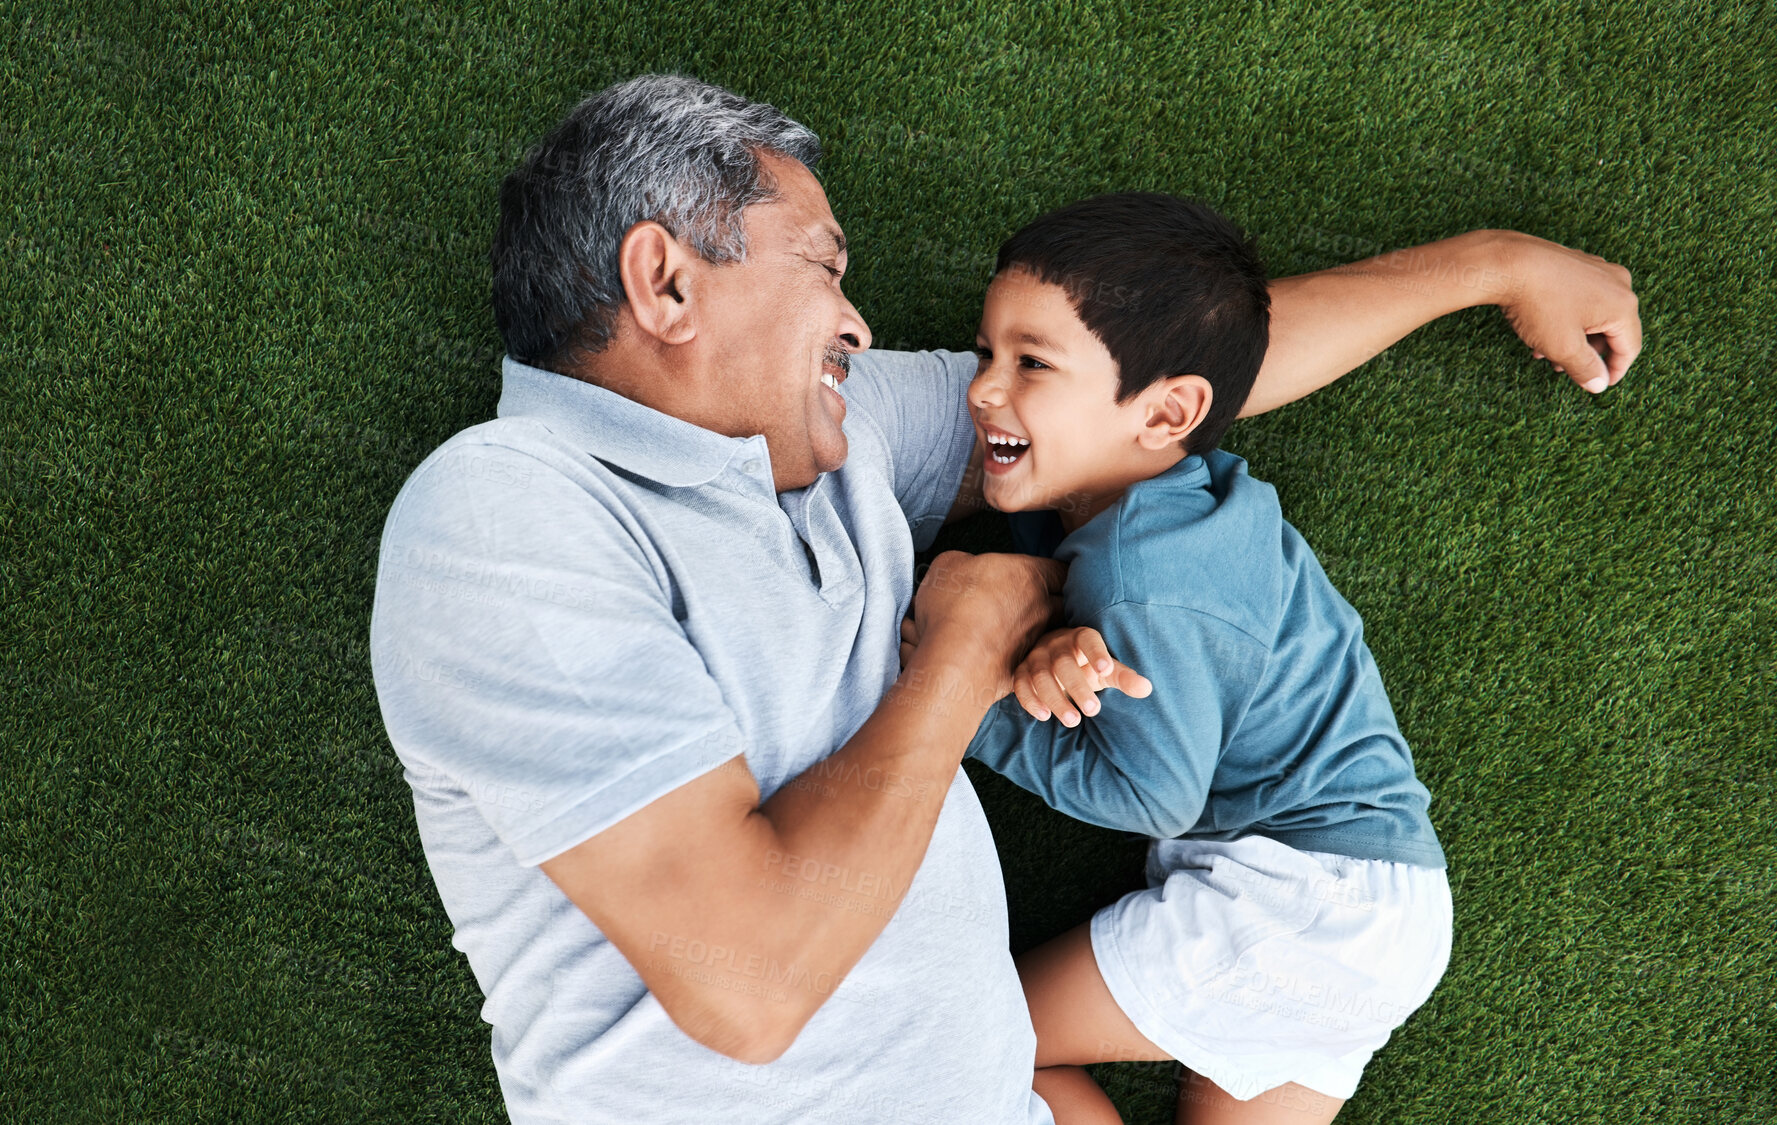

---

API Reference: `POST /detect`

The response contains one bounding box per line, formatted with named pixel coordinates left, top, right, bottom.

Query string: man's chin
left=813, top=432, right=849, bottom=475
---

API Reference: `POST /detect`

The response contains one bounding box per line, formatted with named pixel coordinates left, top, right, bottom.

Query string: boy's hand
left=1012, top=626, right=1152, bottom=727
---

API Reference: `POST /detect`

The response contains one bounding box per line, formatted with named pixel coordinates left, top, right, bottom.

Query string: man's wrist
left=892, top=627, right=1005, bottom=719
left=1470, top=228, right=1529, bottom=307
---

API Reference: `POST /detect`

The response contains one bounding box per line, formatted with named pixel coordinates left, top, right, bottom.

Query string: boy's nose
left=968, top=367, right=1010, bottom=408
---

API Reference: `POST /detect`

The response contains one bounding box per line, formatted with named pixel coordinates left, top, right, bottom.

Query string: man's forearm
left=757, top=627, right=996, bottom=928
left=700, top=628, right=1000, bottom=1054
left=1241, top=228, right=1517, bottom=417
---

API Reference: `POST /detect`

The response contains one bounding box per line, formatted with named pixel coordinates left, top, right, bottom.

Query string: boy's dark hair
left=994, top=192, right=1270, bottom=456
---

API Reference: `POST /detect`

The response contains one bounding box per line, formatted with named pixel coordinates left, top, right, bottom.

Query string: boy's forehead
left=983, top=271, right=1084, bottom=337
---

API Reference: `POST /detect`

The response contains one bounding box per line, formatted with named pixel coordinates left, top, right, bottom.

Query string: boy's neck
left=1058, top=491, right=1122, bottom=534
left=1055, top=447, right=1194, bottom=534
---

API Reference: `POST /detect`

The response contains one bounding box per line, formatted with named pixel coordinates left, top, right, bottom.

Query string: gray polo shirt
left=370, top=351, right=1054, bottom=1125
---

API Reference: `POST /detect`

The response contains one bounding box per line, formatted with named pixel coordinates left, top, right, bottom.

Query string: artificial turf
left=3, top=1, right=1773, bottom=1121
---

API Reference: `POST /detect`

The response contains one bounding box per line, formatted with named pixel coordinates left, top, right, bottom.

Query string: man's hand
left=898, top=610, right=921, bottom=670
left=1497, top=231, right=1641, bottom=393
left=909, top=551, right=1065, bottom=702
left=1010, top=626, right=1152, bottom=726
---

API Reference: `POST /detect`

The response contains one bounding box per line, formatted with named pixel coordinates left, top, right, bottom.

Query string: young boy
left=954, top=193, right=1452, bottom=1125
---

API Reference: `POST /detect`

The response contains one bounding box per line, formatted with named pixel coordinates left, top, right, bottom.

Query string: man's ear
left=616, top=221, right=698, bottom=347
left=1137, top=374, right=1213, bottom=451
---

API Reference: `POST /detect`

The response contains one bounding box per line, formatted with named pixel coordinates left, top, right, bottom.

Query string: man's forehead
left=758, top=151, right=846, bottom=253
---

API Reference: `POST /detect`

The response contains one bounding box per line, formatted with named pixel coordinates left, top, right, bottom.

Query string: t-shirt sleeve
left=838, top=348, right=978, bottom=552
left=370, top=440, right=747, bottom=867
left=964, top=601, right=1267, bottom=839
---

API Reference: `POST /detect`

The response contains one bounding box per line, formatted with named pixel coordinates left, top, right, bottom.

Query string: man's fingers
left=1026, top=556, right=1068, bottom=597
left=1547, top=333, right=1611, bottom=393
left=1593, top=321, right=1642, bottom=387
left=1045, top=593, right=1065, bottom=627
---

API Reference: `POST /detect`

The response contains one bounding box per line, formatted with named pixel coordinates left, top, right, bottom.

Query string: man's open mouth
left=820, top=346, right=851, bottom=391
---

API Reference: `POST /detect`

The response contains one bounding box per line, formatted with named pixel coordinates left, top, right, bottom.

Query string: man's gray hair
left=490, top=74, right=821, bottom=370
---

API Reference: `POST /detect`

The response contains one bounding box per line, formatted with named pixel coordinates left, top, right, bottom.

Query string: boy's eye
left=1019, top=356, right=1048, bottom=371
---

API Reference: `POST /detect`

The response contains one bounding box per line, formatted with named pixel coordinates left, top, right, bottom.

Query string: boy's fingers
left=1051, top=656, right=1104, bottom=718
left=1031, top=669, right=1080, bottom=726
left=1109, top=663, right=1153, bottom=699
left=1012, top=672, right=1051, bottom=721
left=1075, top=629, right=1116, bottom=675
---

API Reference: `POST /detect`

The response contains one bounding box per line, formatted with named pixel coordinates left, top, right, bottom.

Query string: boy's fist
left=1012, top=626, right=1152, bottom=726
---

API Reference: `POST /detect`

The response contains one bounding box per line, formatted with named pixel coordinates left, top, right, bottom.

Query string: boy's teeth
left=987, top=432, right=1031, bottom=464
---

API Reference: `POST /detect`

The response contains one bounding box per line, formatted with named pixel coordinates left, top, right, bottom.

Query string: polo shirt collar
left=496, top=356, right=762, bottom=488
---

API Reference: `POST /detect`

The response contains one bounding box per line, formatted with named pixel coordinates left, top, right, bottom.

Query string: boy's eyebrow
left=1014, top=329, right=1064, bottom=352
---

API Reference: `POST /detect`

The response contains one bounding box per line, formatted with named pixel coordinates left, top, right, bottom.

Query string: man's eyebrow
left=810, top=226, right=847, bottom=258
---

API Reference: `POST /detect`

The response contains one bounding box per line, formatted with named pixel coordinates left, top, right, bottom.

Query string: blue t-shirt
left=966, top=449, right=1445, bottom=869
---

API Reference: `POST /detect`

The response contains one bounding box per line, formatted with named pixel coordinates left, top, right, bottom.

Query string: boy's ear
left=1137, top=374, right=1213, bottom=450
left=616, top=220, right=698, bottom=347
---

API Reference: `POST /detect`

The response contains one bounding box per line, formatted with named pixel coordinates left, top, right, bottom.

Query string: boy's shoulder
left=1079, top=449, right=1291, bottom=644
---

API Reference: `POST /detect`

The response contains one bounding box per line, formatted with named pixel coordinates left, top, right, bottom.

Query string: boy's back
left=969, top=446, right=1445, bottom=870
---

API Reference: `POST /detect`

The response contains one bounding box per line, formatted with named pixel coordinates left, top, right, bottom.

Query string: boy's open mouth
left=986, top=431, right=1031, bottom=465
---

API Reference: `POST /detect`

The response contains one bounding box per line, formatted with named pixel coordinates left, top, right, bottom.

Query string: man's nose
left=837, top=294, right=872, bottom=352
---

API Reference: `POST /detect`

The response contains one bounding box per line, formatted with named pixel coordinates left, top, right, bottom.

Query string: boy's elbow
left=1126, top=796, right=1192, bottom=840
left=1134, top=815, right=1188, bottom=840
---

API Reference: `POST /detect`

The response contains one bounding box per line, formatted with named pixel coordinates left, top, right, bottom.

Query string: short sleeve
left=839, top=348, right=978, bottom=551
left=965, top=601, right=1268, bottom=839
left=370, top=440, right=746, bottom=866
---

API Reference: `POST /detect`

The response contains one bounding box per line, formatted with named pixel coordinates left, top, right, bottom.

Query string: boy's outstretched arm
left=1241, top=228, right=1642, bottom=417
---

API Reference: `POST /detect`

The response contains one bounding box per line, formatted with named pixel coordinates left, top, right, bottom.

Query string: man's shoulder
left=389, top=416, right=647, bottom=521
left=378, top=418, right=659, bottom=592
left=839, top=348, right=974, bottom=429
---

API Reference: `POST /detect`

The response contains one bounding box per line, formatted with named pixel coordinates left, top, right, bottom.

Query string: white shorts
left=1088, top=834, right=1452, bottom=1102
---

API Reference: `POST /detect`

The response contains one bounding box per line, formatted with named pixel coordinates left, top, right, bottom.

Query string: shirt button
left=743, top=460, right=763, bottom=474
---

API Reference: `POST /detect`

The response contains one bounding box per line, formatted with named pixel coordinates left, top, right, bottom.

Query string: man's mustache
left=823, top=344, right=852, bottom=376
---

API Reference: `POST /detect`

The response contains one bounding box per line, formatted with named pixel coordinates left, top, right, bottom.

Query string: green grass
left=4, top=1, right=1773, bottom=1121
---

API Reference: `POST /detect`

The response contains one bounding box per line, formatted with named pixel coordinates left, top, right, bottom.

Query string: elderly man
left=370, top=75, right=1639, bottom=1124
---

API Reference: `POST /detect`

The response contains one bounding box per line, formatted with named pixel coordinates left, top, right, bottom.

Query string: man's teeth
left=821, top=372, right=840, bottom=391
left=987, top=433, right=1030, bottom=464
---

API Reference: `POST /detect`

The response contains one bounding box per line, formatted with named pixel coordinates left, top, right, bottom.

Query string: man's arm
left=941, top=230, right=1640, bottom=523
left=1241, top=228, right=1642, bottom=417
left=944, top=438, right=988, bottom=525
left=540, top=550, right=1061, bottom=1065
